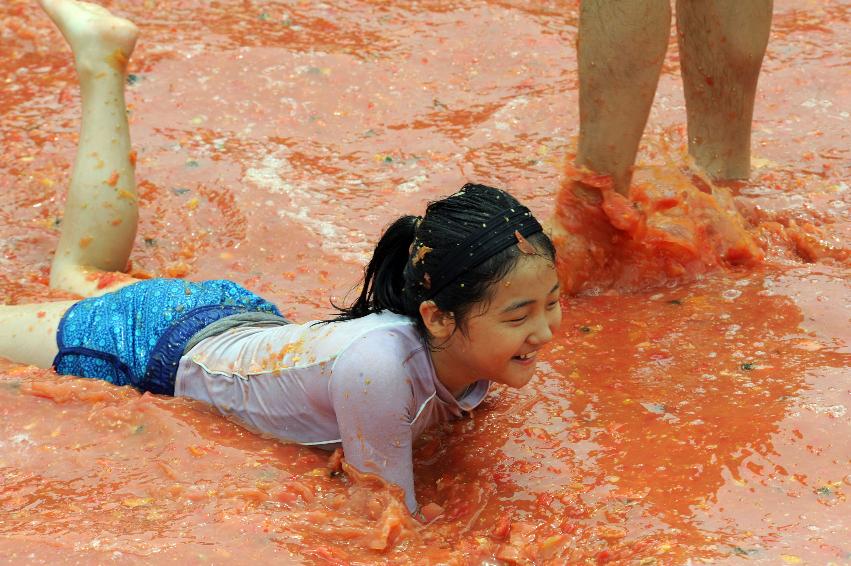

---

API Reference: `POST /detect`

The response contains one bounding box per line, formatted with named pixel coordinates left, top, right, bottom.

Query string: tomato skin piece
left=58, top=86, right=74, bottom=105
left=272, top=489, right=298, bottom=504
left=535, top=493, right=555, bottom=509
left=311, top=546, right=348, bottom=566
left=559, top=520, right=578, bottom=534
left=490, top=514, right=511, bottom=541
left=492, top=470, right=511, bottom=484
left=326, top=448, right=344, bottom=475
left=419, top=502, right=444, bottom=523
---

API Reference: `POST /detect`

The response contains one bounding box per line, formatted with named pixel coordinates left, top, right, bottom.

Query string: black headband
left=423, top=206, right=543, bottom=299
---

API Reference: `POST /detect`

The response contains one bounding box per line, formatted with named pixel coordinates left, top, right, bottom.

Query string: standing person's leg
left=575, top=0, right=671, bottom=196
left=677, top=0, right=772, bottom=180
left=548, top=0, right=670, bottom=292
left=0, top=0, right=140, bottom=368
left=43, top=0, right=141, bottom=296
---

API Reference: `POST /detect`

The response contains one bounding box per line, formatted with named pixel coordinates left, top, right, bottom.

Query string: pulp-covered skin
left=1, top=1, right=848, bottom=564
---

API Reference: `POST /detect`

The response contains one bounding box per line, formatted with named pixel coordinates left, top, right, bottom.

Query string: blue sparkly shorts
left=53, top=278, right=281, bottom=395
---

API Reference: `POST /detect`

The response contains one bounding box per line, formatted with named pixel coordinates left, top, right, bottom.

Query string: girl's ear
left=419, top=300, right=455, bottom=340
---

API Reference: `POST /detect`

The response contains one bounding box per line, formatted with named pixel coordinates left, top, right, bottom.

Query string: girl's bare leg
left=43, top=0, right=141, bottom=297
left=0, top=1, right=140, bottom=368
left=677, top=0, right=772, bottom=180
left=0, top=302, right=77, bottom=368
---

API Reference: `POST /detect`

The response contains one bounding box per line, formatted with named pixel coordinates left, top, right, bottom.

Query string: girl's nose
left=529, top=314, right=554, bottom=345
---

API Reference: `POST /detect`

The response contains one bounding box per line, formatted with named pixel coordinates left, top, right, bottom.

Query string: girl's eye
left=505, top=315, right=527, bottom=324
left=546, top=300, right=560, bottom=309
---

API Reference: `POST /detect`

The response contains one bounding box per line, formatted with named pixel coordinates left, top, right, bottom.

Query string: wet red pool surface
left=1, top=1, right=849, bottom=564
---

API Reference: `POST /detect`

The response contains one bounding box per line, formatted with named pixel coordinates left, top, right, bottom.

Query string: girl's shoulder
left=309, top=311, right=418, bottom=344
left=333, top=312, right=424, bottom=359
left=285, top=311, right=424, bottom=369
left=328, top=312, right=431, bottom=378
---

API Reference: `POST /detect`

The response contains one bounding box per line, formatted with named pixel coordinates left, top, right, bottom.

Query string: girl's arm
left=329, top=341, right=418, bottom=513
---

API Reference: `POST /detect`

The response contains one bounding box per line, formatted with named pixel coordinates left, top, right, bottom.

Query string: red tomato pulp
left=1, top=1, right=848, bottom=564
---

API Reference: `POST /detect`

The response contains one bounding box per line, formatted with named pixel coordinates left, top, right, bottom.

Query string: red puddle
left=1, top=1, right=849, bottom=564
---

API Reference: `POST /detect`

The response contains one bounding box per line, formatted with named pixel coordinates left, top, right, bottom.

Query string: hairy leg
left=548, top=0, right=670, bottom=292
left=0, top=301, right=77, bottom=368
left=42, top=0, right=142, bottom=296
left=677, top=0, right=772, bottom=180
left=575, top=0, right=670, bottom=195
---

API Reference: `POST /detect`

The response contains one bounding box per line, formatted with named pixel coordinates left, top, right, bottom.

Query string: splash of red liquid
left=550, top=157, right=764, bottom=293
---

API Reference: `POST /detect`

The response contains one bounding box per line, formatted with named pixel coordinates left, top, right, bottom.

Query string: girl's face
left=432, top=255, right=562, bottom=393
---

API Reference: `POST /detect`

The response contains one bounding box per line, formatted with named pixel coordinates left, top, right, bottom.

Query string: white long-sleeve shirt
left=174, top=311, right=490, bottom=511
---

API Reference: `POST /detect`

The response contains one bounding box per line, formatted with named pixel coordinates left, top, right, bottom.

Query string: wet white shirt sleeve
left=329, top=335, right=419, bottom=512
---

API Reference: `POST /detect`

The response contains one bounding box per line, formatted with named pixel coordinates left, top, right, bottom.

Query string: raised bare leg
left=575, top=0, right=671, bottom=196
left=677, top=0, right=772, bottom=180
left=0, top=1, right=140, bottom=368
left=42, top=0, right=141, bottom=296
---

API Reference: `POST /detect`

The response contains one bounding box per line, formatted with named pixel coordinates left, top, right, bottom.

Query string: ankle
left=690, top=144, right=751, bottom=181
left=74, top=48, right=130, bottom=79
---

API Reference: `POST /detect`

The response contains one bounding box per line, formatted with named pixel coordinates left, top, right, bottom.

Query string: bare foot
left=39, top=0, right=138, bottom=73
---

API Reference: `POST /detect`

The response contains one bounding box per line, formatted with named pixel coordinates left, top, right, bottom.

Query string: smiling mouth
left=513, top=352, right=536, bottom=362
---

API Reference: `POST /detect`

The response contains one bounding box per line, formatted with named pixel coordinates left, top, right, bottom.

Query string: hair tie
left=424, top=206, right=542, bottom=299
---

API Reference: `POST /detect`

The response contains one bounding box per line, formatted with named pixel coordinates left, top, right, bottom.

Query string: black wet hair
left=332, top=183, right=556, bottom=341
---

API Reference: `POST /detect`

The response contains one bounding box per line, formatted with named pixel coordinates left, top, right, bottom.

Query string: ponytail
left=333, top=215, right=420, bottom=320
